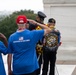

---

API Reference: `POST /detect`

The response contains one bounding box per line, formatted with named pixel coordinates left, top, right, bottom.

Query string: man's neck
left=17, top=28, right=26, bottom=32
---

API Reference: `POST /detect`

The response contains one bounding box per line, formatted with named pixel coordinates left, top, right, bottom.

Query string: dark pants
left=13, top=70, right=36, bottom=75
left=42, top=50, right=56, bottom=75
left=36, top=53, right=42, bottom=75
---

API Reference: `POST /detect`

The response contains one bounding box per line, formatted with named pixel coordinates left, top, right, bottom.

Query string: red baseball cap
left=16, top=15, right=27, bottom=24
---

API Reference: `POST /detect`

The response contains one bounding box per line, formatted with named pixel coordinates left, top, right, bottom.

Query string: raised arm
left=28, top=19, right=54, bottom=35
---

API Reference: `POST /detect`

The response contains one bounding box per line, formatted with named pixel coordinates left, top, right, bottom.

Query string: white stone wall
left=43, top=0, right=76, bottom=4
left=43, top=1, right=76, bottom=50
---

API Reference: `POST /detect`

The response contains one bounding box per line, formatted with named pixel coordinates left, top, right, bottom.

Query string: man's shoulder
left=54, top=29, right=60, bottom=32
left=31, top=30, right=44, bottom=37
left=9, top=32, right=17, bottom=39
left=11, top=32, right=16, bottom=36
left=54, top=29, right=60, bottom=34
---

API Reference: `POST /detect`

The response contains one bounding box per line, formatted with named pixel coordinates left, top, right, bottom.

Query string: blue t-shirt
left=0, top=41, right=7, bottom=75
left=8, top=29, right=44, bottom=74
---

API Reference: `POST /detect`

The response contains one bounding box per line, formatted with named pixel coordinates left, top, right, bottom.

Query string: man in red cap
left=7, top=15, right=54, bottom=75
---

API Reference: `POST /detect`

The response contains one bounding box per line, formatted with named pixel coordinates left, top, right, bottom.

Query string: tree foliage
left=0, top=9, right=37, bottom=39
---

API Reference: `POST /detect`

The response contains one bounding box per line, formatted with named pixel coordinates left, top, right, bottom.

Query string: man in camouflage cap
left=42, top=18, right=61, bottom=75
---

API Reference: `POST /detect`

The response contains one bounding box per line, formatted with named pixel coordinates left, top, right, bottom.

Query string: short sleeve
left=32, top=30, right=44, bottom=43
left=0, top=41, right=7, bottom=55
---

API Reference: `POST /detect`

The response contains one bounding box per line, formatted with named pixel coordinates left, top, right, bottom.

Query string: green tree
left=0, top=9, right=37, bottom=39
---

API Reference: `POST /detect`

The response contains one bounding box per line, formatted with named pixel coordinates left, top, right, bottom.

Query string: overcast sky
left=0, top=0, right=43, bottom=12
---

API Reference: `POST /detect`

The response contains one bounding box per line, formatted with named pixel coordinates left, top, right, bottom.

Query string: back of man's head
left=16, top=15, right=28, bottom=30
left=16, top=15, right=27, bottom=24
left=48, top=18, right=56, bottom=24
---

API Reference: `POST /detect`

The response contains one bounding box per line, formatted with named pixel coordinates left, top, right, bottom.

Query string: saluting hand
left=27, top=19, right=37, bottom=25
